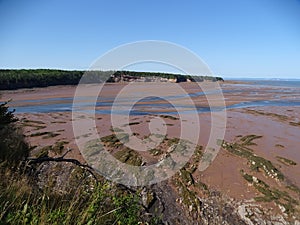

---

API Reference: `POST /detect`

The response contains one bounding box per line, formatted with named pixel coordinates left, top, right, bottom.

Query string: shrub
left=0, top=101, right=29, bottom=164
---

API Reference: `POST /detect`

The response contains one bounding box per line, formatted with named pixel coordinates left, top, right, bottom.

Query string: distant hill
left=0, top=69, right=223, bottom=90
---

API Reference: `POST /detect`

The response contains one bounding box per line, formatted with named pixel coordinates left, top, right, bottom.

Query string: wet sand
left=1, top=82, right=300, bottom=203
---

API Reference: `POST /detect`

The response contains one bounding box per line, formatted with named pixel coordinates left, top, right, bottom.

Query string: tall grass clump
left=0, top=101, right=158, bottom=224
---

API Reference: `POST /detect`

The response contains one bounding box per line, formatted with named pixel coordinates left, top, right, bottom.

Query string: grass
left=276, top=156, right=297, bottom=166
left=149, top=148, right=163, bottom=156
left=287, top=184, right=300, bottom=195
left=246, top=109, right=300, bottom=128
left=167, top=137, right=180, bottom=146
left=176, top=180, right=201, bottom=212
left=34, top=146, right=51, bottom=158
left=221, top=136, right=284, bottom=181
left=20, top=119, right=47, bottom=130
left=239, top=134, right=263, bottom=146
left=0, top=127, right=29, bottom=164
left=0, top=170, right=150, bottom=225
left=81, top=133, right=92, bottom=138
left=21, top=119, right=45, bottom=125
left=56, top=129, right=65, bottom=132
left=1, top=137, right=154, bottom=225
left=110, top=127, right=124, bottom=133
left=30, top=131, right=50, bottom=137
left=52, top=141, right=69, bottom=154
left=240, top=170, right=299, bottom=215
left=42, top=132, right=60, bottom=139
left=101, top=134, right=121, bottom=147
left=227, top=134, right=300, bottom=216
left=245, top=109, right=289, bottom=122
left=127, top=122, right=141, bottom=126
left=289, top=121, right=300, bottom=126
left=0, top=103, right=160, bottom=224
left=170, top=142, right=209, bottom=216
left=184, top=145, right=203, bottom=174
left=21, top=123, right=47, bottom=130
left=29, top=131, right=60, bottom=139
left=114, top=148, right=142, bottom=166
left=51, top=121, right=67, bottom=124
left=179, top=168, right=194, bottom=186
left=159, top=115, right=179, bottom=120
left=100, top=133, right=142, bottom=166
left=101, top=133, right=129, bottom=148
left=34, top=141, right=70, bottom=158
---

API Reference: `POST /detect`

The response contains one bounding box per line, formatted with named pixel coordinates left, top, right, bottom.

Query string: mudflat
left=1, top=81, right=300, bottom=220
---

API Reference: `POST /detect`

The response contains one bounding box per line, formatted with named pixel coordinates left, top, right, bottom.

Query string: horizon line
left=0, top=67, right=299, bottom=80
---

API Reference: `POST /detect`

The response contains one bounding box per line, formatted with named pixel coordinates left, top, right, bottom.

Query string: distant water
left=229, top=79, right=300, bottom=88
left=4, top=79, right=300, bottom=115
left=7, top=98, right=300, bottom=115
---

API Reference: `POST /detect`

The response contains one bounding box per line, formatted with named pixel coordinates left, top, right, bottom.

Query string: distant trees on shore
left=0, top=69, right=223, bottom=90
left=0, top=69, right=84, bottom=90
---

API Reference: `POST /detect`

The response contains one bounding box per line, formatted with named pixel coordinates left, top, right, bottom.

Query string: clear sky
left=1, top=0, right=300, bottom=79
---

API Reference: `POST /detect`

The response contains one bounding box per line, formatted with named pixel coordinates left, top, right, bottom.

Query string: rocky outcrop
left=28, top=134, right=300, bottom=224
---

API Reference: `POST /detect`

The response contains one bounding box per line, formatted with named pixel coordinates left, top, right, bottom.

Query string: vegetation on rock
left=0, top=102, right=160, bottom=224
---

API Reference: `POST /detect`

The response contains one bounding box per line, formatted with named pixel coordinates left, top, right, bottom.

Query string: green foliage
left=0, top=69, right=223, bottom=90
left=240, top=171, right=299, bottom=215
left=0, top=101, right=29, bottom=164
left=0, top=101, right=17, bottom=128
left=179, top=168, right=194, bottom=185
left=159, top=115, right=179, bottom=120
left=29, top=131, right=60, bottom=139
left=112, top=192, right=141, bottom=224
left=0, top=176, right=146, bottom=225
left=0, top=69, right=83, bottom=90
left=114, top=148, right=142, bottom=166
left=0, top=103, right=158, bottom=224
left=101, top=133, right=129, bottom=148
left=34, top=141, right=69, bottom=158
left=149, top=148, right=163, bottom=156
left=128, top=122, right=140, bottom=126
left=276, top=156, right=297, bottom=166
left=240, top=134, right=263, bottom=146
left=223, top=137, right=284, bottom=181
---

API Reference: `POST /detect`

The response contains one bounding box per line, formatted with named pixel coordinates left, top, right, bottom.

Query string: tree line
left=0, top=69, right=224, bottom=90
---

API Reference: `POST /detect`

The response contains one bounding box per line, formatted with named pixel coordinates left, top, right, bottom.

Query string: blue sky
left=0, top=0, right=300, bottom=78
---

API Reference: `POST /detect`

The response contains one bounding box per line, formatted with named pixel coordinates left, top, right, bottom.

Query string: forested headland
left=0, top=69, right=224, bottom=90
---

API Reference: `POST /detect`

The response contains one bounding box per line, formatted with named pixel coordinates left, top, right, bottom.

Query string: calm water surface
left=6, top=80, right=300, bottom=115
